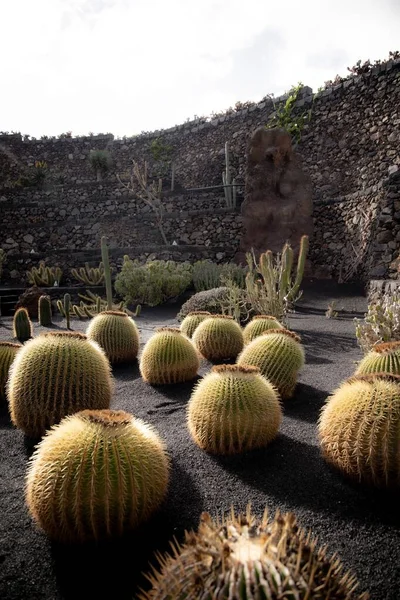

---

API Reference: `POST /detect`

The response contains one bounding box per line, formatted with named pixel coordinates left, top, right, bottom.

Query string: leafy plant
left=192, top=260, right=246, bottom=293
left=355, top=292, right=400, bottom=353
left=266, top=82, right=311, bottom=144
left=115, top=257, right=192, bottom=307
left=89, top=150, right=112, bottom=181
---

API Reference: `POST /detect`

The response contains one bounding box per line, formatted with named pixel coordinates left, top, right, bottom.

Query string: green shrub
left=177, top=287, right=231, bottom=321
left=89, top=149, right=112, bottom=179
left=115, top=257, right=192, bottom=306
left=192, top=260, right=246, bottom=293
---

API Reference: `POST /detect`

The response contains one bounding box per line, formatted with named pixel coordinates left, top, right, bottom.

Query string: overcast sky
left=1, top=0, right=399, bottom=138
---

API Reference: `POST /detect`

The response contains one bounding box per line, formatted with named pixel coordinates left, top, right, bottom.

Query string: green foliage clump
left=355, top=292, right=400, bottom=353
left=89, top=149, right=112, bottom=179
left=192, top=260, right=246, bottom=292
left=115, top=257, right=192, bottom=306
left=266, top=82, right=312, bottom=143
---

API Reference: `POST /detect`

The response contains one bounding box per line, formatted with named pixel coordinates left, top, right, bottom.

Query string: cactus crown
left=206, top=314, right=234, bottom=320
left=155, top=327, right=182, bottom=334
left=0, top=341, right=21, bottom=349
left=187, top=311, right=212, bottom=316
left=79, top=409, right=133, bottom=427
left=101, top=310, right=128, bottom=317
left=252, top=315, right=279, bottom=320
left=211, top=364, right=260, bottom=375
left=372, top=341, right=400, bottom=354
left=41, top=331, right=88, bottom=340
left=262, top=328, right=301, bottom=343
left=346, top=372, right=400, bottom=385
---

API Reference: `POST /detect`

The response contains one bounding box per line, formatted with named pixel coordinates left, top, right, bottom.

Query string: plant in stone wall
left=115, top=256, right=192, bottom=307
left=0, top=249, right=5, bottom=281
left=117, top=160, right=168, bottom=245
left=89, top=150, right=112, bottom=181
left=266, top=82, right=312, bottom=144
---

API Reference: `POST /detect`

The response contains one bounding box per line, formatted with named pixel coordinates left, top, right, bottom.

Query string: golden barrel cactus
left=318, top=372, right=400, bottom=487
left=26, top=409, right=169, bottom=542
left=0, top=342, right=21, bottom=404
left=355, top=340, right=400, bottom=376
left=180, top=311, right=211, bottom=338
left=242, top=314, right=283, bottom=345
left=86, top=310, right=140, bottom=364
left=7, top=331, right=113, bottom=437
left=140, top=327, right=199, bottom=385
left=237, top=329, right=305, bottom=399
left=192, top=315, right=244, bottom=361
left=140, top=505, right=369, bottom=600
left=187, top=364, right=281, bottom=454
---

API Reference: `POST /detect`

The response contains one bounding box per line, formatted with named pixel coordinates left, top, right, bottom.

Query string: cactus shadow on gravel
left=282, top=382, right=329, bottom=423
left=210, top=433, right=400, bottom=528
left=50, top=458, right=204, bottom=600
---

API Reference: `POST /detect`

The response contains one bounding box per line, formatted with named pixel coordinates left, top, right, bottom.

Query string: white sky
left=1, top=0, right=399, bottom=138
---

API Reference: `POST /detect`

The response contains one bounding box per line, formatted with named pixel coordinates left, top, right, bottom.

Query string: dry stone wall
left=0, top=56, right=399, bottom=284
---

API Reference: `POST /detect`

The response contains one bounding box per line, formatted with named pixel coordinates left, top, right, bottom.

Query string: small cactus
left=355, top=341, right=400, bottom=376
left=56, top=293, right=71, bottom=329
left=242, top=314, right=283, bottom=345
left=7, top=331, right=113, bottom=438
left=180, top=311, right=211, bottom=338
left=13, top=307, right=33, bottom=343
left=187, top=364, right=281, bottom=454
left=38, top=295, right=52, bottom=327
left=318, top=372, right=400, bottom=487
left=26, top=409, right=169, bottom=542
left=0, top=342, right=21, bottom=403
left=237, top=329, right=305, bottom=399
left=86, top=310, right=140, bottom=364
left=140, top=505, right=369, bottom=600
left=140, top=327, right=199, bottom=385
left=192, top=315, right=244, bottom=361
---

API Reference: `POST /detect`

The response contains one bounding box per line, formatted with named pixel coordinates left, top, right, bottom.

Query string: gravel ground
left=0, top=286, right=399, bottom=600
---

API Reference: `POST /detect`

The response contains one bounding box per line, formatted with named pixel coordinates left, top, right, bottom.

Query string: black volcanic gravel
left=0, top=286, right=399, bottom=600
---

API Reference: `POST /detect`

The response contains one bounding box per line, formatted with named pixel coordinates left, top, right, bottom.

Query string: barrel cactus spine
left=187, top=364, right=282, bottom=454
left=7, top=331, right=113, bottom=438
left=140, top=504, right=369, bottom=600
left=180, top=311, right=211, bottom=338
left=355, top=340, right=400, bottom=376
left=0, top=342, right=21, bottom=403
left=318, top=372, right=400, bottom=487
left=192, top=315, right=244, bottom=361
left=38, top=295, right=52, bottom=327
left=242, top=314, right=284, bottom=345
left=13, top=307, right=33, bottom=343
left=87, top=310, right=140, bottom=364
left=237, top=328, right=305, bottom=399
left=140, top=327, right=199, bottom=385
left=26, top=409, right=169, bottom=542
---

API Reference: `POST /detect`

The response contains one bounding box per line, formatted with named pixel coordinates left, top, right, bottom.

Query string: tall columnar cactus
left=140, top=327, right=199, bottom=385
left=318, top=373, right=400, bottom=487
left=245, top=235, right=309, bottom=321
left=101, top=236, right=113, bottom=310
left=222, top=141, right=237, bottom=209
left=7, top=332, right=113, bottom=438
left=355, top=341, right=400, bottom=376
left=0, top=342, right=21, bottom=403
left=237, top=329, right=305, bottom=399
left=26, top=409, right=169, bottom=542
left=38, top=295, right=52, bottom=327
left=192, top=315, right=244, bottom=361
left=180, top=311, right=211, bottom=339
left=56, top=293, right=71, bottom=329
left=13, top=307, right=33, bottom=343
left=86, top=310, right=140, bottom=364
left=140, top=505, right=369, bottom=600
left=187, top=365, right=282, bottom=454
left=242, top=314, right=284, bottom=345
